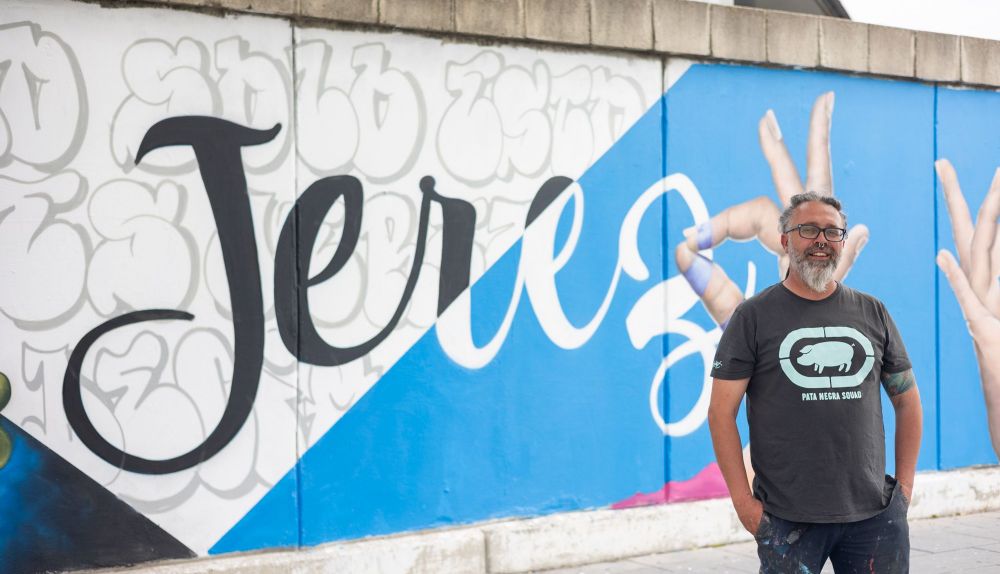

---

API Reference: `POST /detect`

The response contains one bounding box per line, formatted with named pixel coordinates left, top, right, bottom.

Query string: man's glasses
left=782, top=224, right=847, bottom=242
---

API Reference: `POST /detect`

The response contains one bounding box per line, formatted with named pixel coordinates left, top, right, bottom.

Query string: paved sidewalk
left=542, top=510, right=1000, bottom=573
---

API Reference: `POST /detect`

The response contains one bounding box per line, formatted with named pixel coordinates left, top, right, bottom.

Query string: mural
left=936, top=158, right=1000, bottom=461
left=1, top=0, right=999, bottom=571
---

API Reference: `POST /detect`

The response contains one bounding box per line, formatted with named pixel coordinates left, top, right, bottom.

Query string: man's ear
left=780, top=233, right=788, bottom=251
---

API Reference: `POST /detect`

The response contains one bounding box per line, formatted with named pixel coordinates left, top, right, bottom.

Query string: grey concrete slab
left=910, top=530, right=990, bottom=554
left=910, top=548, right=1000, bottom=573
left=911, top=526, right=996, bottom=553
left=630, top=546, right=757, bottom=573
left=819, top=16, right=868, bottom=72
left=591, top=0, right=652, bottom=51
left=709, top=4, right=765, bottom=62
left=766, top=11, right=818, bottom=68
left=912, top=513, right=1000, bottom=537
left=299, top=0, right=377, bottom=23
left=153, top=0, right=210, bottom=6
left=869, top=24, right=914, bottom=78
left=525, top=0, right=590, bottom=45
left=381, top=0, right=453, bottom=31
left=545, top=511, right=1000, bottom=574
left=219, top=0, right=296, bottom=14
left=915, top=31, right=960, bottom=82
left=541, top=559, right=668, bottom=573
left=455, top=0, right=524, bottom=38
left=955, top=513, right=1000, bottom=528
left=652, top=0, right=710, bottom=56
left=961, top=36, right=1000, bottom=87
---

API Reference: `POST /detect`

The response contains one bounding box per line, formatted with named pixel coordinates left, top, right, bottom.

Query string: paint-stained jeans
left=755, top=477, right=909, bottom=574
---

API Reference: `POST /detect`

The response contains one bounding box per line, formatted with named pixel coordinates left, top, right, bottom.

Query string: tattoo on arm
left=882, top=369, right=916, bottom=397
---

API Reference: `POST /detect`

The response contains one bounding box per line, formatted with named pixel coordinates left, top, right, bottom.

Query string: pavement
left=541, top=510, right=1000, bottom=573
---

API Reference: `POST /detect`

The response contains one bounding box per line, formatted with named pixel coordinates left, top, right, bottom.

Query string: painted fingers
left=677, top=196, right=781, bottom=326
left=936, top=159, right=974, bottom=271
left=938, top=162, right=1000, bottom=460
left=758, top=109, right=804, bottom=205
left=805, top=92, right=834, bottom=195
left=936, top=161, right=1000, bottom=316
left=970, top=169, right=1000, bottom=310
left=832, top=223, right=869, bottom=282
left=759, top=91, right=835, bottom=206
left=675, top=242, right=746, bottom=327
left=937, top=249, right=993, bottom=326
left=682, top=196, right=783, bottom=254
left=679, top=92, right=850, bottom=328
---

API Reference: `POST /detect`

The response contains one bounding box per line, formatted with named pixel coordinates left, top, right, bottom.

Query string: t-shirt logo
left=797, top=342, right=852, bottom=373
left=778, top=327, right=874, bottom=389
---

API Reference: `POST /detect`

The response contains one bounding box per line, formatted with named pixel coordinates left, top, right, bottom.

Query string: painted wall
left=0, top=0, right=998, bottom=571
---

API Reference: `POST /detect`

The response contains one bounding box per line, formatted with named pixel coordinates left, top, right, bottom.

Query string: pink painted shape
left=611, top=462, right=730, bottom=509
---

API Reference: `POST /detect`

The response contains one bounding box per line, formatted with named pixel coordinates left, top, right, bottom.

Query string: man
left=708, top=192, right=923, bottom=573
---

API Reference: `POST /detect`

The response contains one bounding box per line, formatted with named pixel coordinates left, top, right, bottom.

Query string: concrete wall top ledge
left=92, top=0, right=1000, bottom=86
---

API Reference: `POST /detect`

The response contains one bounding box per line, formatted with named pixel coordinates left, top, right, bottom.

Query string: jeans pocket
left=754, top=512, right=772, bottom=540
left=889, top=477, right=910, bottom=516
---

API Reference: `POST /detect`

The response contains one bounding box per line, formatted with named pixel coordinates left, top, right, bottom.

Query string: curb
left=95, top=465, right=1000, bottom=574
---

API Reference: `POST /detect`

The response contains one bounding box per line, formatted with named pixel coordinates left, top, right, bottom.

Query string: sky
left=701, top=0, right=1000, bottom=41
left=839, top=0, right=1000, bottom=41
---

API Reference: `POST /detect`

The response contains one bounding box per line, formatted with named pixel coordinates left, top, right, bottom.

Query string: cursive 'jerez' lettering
left=64, top=117, right=571, bottom=474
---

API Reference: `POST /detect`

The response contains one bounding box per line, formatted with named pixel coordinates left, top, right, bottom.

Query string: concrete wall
left=1, top=0, right=999, bottom=572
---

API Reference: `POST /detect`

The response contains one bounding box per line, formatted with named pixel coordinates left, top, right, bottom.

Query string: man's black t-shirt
left=711, top=282, right=911, bottom=523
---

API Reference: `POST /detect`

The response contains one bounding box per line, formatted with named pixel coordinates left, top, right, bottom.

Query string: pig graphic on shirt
left=797, top=341, right=853, bottom=373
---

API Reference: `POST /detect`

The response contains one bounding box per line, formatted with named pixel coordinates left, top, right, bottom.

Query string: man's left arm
left=883, top=369, right=923, bottom=504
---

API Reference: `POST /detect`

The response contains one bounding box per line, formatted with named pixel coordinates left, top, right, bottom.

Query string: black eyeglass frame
left=782, top=224, right=848, bottom=242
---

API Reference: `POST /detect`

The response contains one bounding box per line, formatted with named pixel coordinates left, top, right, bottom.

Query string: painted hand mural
left=675, top=92, right=870, bottom=326
left=935, top=159, right=1000, bottom=459
left=673, top=91, right=870, bottom=488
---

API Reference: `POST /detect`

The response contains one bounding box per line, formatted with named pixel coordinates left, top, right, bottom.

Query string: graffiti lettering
left=64, top=117, right=272, bottom=474
left=64, top=116, right=563, bottom=471
left=64, top=115, right=728, bottom=472
left=274, top=174, right=476, bottom=365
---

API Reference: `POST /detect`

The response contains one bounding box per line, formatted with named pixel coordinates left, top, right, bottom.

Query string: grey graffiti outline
left=0, top=21, right=88, bottom=173
left=0, top=171, right=93, bottom=330
left=110, top=37, right=219, bottom=176
left=84, top=177, right=200, bottom=319
left=18, top=343, right=70, bottom=437
left=349, top=42, right=426, bottom=184
left=215, top=35, right=293, bottom=175
left=295, top=38, right=358, bottom=177
left=436, top=50, right=508, bottom=188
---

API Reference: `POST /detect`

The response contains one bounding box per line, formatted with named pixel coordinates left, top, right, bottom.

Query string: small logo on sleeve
left=713, top=360, right=722, bottom=370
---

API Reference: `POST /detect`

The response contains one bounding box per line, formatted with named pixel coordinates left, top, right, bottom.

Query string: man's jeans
left=754, top=477, right=909, bottom=574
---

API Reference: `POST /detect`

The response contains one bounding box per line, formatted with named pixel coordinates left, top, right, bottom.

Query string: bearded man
left=708, top=192, right=923, bottom=573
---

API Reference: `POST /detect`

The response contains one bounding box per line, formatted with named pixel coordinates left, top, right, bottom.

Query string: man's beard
left=788, top=244, right=840, bottom=293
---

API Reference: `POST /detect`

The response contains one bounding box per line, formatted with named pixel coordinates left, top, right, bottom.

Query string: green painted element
left=0, top=371, right=10, bottom=411
left=0, top=428, right=9, bottom=469
left=0, top=371, right=10, bottom=469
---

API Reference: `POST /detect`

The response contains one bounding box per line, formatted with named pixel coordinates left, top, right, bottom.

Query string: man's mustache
left=806, top=246, right=835, bottom=257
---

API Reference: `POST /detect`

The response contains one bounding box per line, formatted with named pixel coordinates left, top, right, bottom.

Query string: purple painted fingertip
left=695, top=221, right=713, bottom=251
left=682, top=254, right=713, bottom=297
